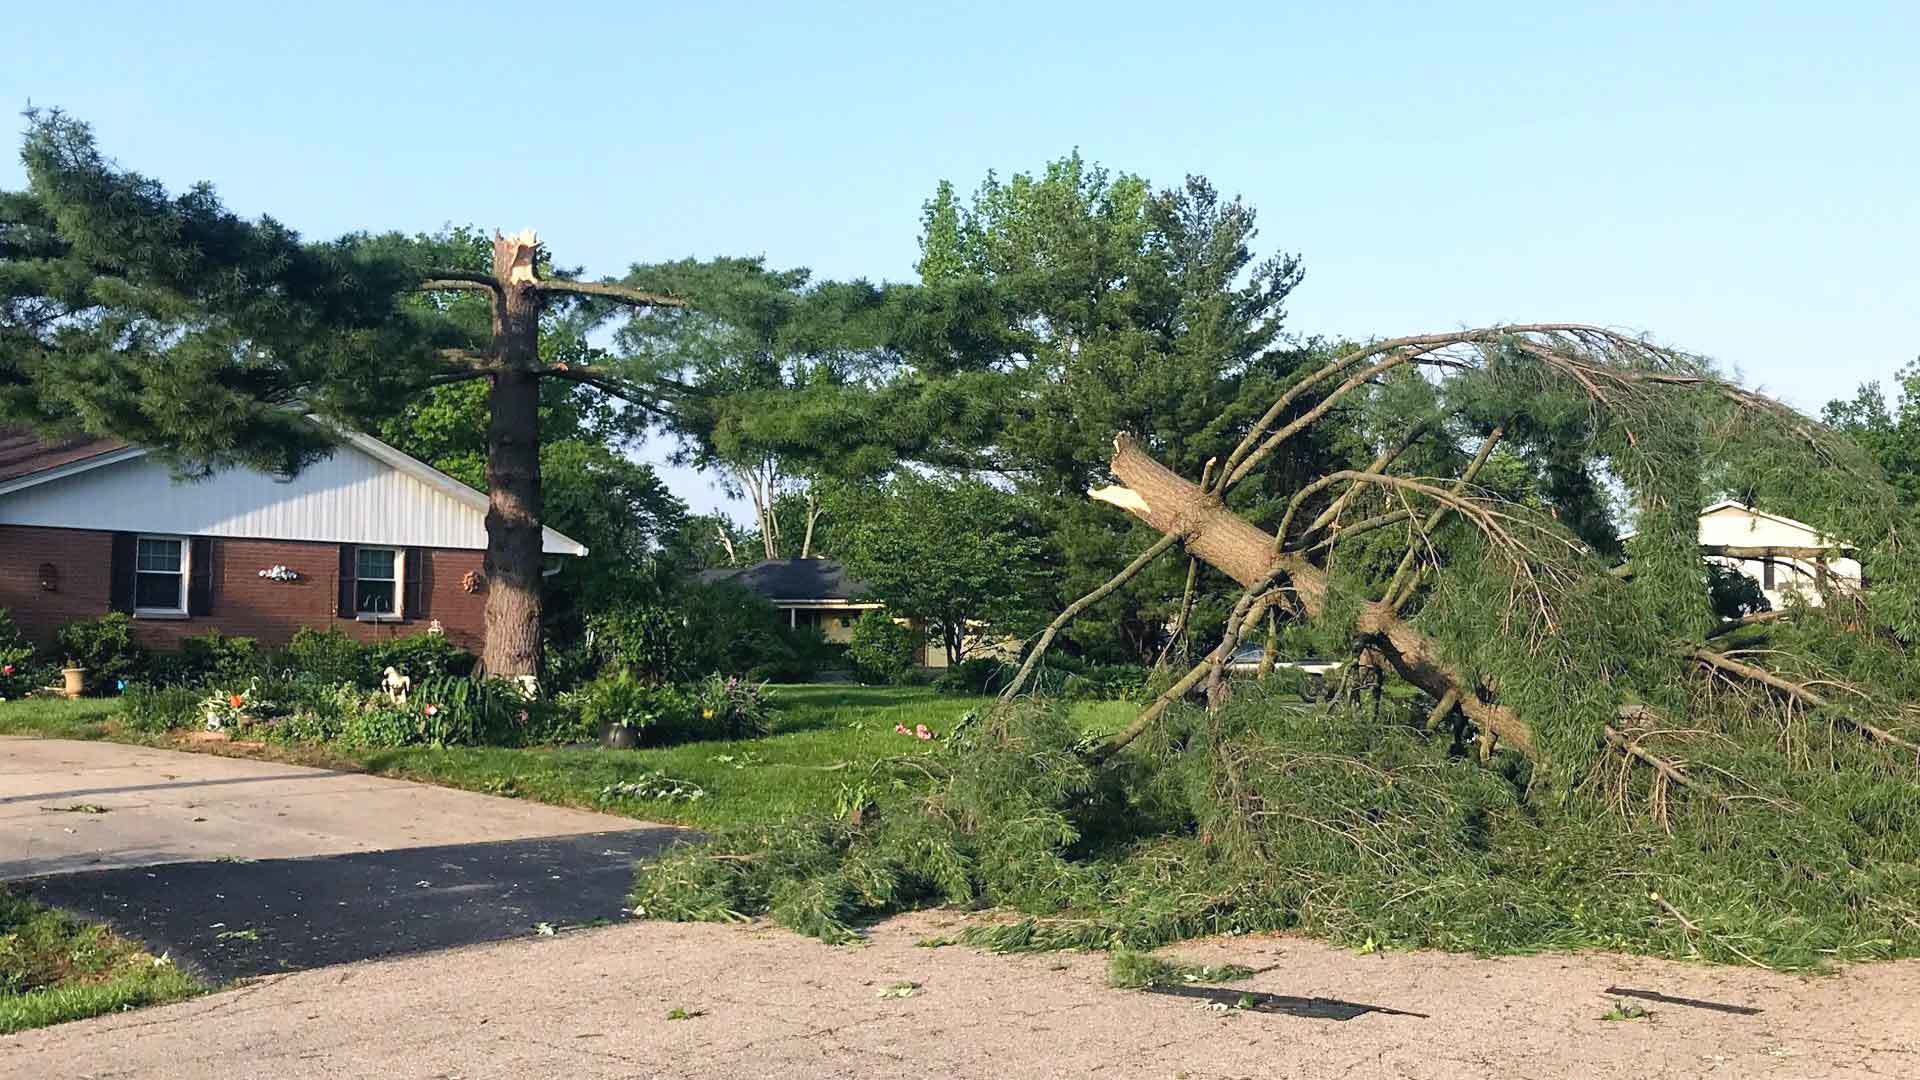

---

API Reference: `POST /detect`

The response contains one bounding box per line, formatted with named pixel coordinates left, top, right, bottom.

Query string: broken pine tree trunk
left=1092, top=434, right=1537, bottom=758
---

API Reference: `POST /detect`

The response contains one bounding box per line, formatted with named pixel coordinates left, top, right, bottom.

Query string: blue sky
left=9, top=2, right=1917, bottom=513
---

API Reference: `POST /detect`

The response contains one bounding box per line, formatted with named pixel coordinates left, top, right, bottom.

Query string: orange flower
left=228, top=694, right=244, bottom=709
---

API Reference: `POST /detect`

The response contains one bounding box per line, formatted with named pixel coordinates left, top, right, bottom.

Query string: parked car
left=1224, top=645, right=1345, bottom=698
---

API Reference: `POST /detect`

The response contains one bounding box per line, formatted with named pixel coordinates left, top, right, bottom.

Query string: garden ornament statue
left=382, top=666, right=412, bottom=703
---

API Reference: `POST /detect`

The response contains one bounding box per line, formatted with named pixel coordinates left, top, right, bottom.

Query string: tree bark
left=1098, top=435, right=1537, bottom=757
left=480, top=231, right=546, bottom=678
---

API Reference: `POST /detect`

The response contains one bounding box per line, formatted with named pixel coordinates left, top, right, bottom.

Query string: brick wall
left=0, top=525, right=489, bottom=653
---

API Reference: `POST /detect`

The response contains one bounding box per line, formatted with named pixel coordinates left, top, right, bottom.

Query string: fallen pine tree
left=634, top=325, right=1920, bottom=970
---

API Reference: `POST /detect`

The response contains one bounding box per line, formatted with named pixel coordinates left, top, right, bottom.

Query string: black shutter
left=337, top=544, right=357, bottom=618
left=403, top=547, right=429, bottom=620
left=108, top=533, right=137, bottom=614
left=187, top=538, right=214, bottom=616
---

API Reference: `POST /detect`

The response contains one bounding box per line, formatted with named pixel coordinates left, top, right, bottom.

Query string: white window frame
left=133, top=534, right=190, bottom=618
left=354, top=545, right=406, bottom=622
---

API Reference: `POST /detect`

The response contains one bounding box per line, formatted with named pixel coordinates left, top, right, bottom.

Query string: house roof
left=0, top=424, right=587, bottom=556
left=698, top=557, right=872, bottom=602
left=1696, top=499, right=1831, bottom=538
left=1620, top=500, right=1844, bottom=548
left=0, top=428, right=132, bottom=484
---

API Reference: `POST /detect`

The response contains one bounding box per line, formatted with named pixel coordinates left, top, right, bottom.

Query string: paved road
left=5, top=912, right=1916, bottom=1080
left=1, top=737, right=682, bottom=979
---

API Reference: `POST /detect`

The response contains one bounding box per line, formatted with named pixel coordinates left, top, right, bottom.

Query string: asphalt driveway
left=1, top=736, right=682, bottom=978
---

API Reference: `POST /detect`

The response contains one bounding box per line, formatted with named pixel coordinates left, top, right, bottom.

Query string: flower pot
left=601, top=721, right=639, bottom=750
left=61, top=667, right=84, bottom=700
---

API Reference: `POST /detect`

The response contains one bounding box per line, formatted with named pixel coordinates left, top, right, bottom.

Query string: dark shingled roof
left=696, top=557, right=872, bottom=602
left=0, top=428, right=131, bottom=485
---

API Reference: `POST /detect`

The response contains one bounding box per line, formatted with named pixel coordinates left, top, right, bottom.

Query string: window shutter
left=337, top=544, right=357, bottom=618
left=187, top=538, right=215, bottom=616
left=108, top=533, right=136, bottom=614
left=403, top=547, right=429, bottom=620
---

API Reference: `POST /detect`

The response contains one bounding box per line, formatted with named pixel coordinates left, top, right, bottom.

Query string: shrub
left=283, top=627, right=368, bottom=685
left=0, top=610, right=43, bottom=699
left=364, top=633, right=475, bottom=682
left=338, top=695, right=417, bottom=749
left=848, top=611, right=919, bottom=685
left=589, top=606, right=685, bottom=682
left=932, top=657, right=1014, bottom=696
left=120, top=683, right=202, bottom=732
left=53, top=614, right=146, bottom=694
left=521, top=694, right=595, bottom=745
left=576, top=672, right=693, bottom=742
left=680, top=582, right=805, bottom=678
left=688, top=675, right=775, bottom=741
left=1059, top=663, right=1150, bottom=702
left=148, top=631, right=262, bottom=688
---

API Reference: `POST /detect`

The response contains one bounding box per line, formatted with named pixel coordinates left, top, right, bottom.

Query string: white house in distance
left=1696, top=500, right=1860, bottom=609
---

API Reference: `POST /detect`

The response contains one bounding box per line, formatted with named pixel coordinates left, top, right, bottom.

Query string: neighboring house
left=0, top=427, right=585, bottom=653
left=698, top=557, right=963, bottom=668
left=1696, top=500, right=1860, bottom=609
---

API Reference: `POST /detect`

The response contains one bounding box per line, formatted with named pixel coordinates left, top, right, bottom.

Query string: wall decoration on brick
left=257, top=565, right=301, bottom=582
left=461, top=569, right=486, bottom=593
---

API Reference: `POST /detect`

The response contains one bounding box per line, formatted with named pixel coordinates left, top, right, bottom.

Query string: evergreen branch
left=417, top=271, right=502, bottom=296
left=537, top=367, right=676, bottom=419
left=533, top=279, right=690, bottom=308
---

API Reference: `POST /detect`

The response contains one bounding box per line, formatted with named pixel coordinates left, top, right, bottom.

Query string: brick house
left=0, top=428, right=585, bottom=654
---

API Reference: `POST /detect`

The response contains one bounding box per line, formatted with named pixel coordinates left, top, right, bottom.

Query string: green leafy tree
left=1823, top=358, right=1920, bottom=503
left=828, top=472, right=1052, bottom=662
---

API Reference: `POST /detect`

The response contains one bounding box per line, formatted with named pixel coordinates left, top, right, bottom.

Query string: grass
left=0, top=889, right=203, bottom=1034
left=0, top=685, right=1136, bottom=831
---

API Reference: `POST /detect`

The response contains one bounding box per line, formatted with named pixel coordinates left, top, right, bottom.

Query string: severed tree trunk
left=1096, top=435, right=1537, bottom=756
left=481, top=231, right=546, bottom=679
left=417, top=230, right=688, bottom=680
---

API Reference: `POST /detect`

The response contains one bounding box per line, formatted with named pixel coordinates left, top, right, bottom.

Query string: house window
left=134, top=536, right=188, bottom=614
left=355, top=546, right=402, bottom=617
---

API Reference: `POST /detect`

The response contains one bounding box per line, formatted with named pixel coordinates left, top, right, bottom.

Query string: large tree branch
left=1691, top=647, right=1920, bottom=756
left=1097, top=437, right=1538, bottom=758
left=537, top=367, right=676, bottom=419
left=534, top=279, right=690, bottom=309
left=417, top=271, right=503, bottom=297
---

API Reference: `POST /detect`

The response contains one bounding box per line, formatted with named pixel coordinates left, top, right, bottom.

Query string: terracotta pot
left=61, top=667, right=84, bottom=700
left=601, top=721, right=639, bottom=750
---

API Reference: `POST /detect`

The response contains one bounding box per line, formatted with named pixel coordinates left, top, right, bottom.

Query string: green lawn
left=0, top=889, right=203, bottom=1035
left=0, top=686, right=1139, bottom=831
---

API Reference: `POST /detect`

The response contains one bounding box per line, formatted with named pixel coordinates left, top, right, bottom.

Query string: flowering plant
left=201, top=682, right=256, bottom=731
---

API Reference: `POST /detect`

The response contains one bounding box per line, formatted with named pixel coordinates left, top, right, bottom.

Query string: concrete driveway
left=1, top=736, right=683, bottom=978
left=0, top=736, right=655, bottom=878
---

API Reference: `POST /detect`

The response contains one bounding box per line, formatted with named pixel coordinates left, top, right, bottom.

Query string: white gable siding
left=0, top=442, right=582, bottom=554
left=1699, top=504, right=1860, bottom=609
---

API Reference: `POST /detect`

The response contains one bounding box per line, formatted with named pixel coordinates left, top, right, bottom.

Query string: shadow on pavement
left=20, top=827, right=688, bottom=982
left=1145, top=983, right=1430, bottom=1021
